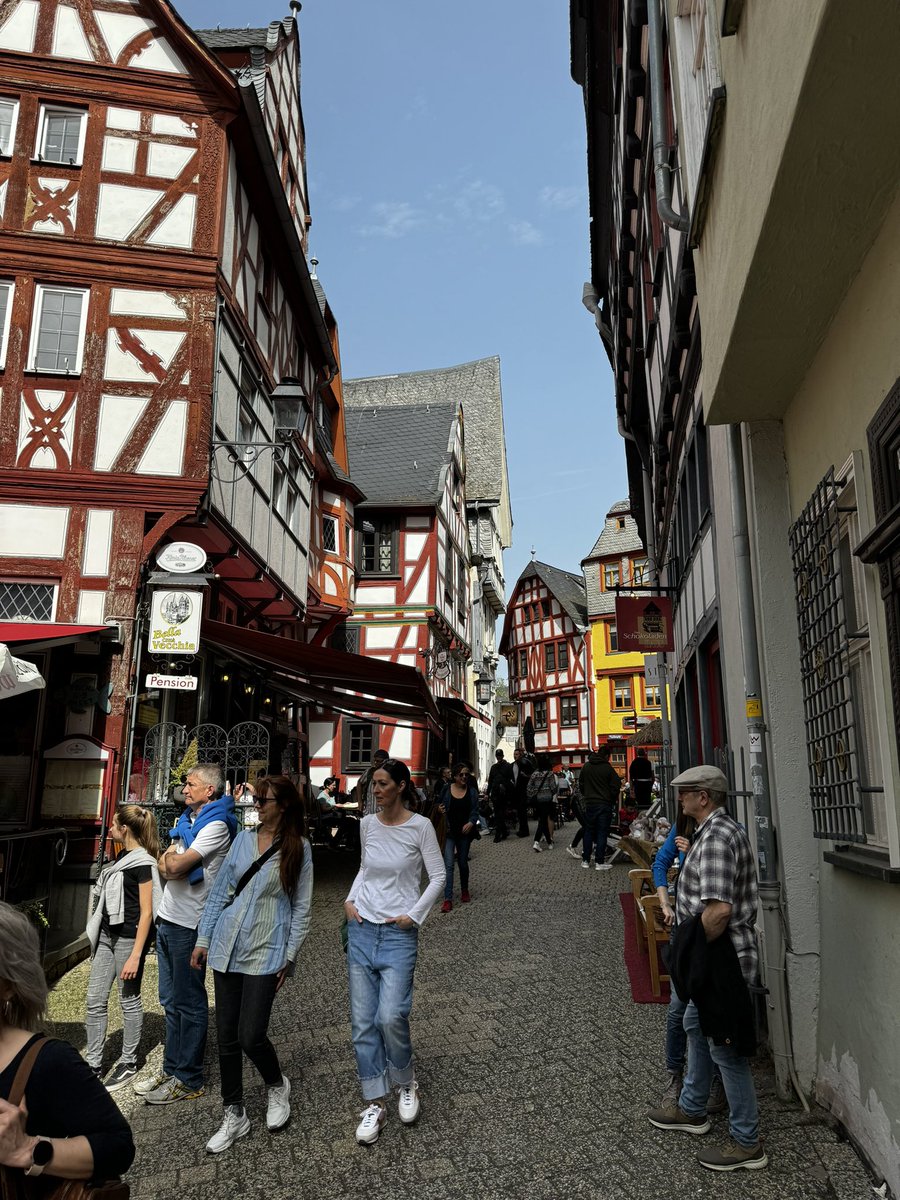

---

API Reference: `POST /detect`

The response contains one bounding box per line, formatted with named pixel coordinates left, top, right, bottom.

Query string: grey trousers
left=85, top=928, right=145, bottom=1069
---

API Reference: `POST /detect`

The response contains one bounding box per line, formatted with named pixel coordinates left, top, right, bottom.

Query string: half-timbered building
left=310, top=390, right=472, bottom=790
left=500, top=560, right=591, bottom=766
left=0, top=5, right=435, bottom=951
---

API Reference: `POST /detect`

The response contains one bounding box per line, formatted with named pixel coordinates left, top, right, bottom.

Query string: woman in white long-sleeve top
left=191, top=775, right=313, bottom=1155
left=343, top=758, right=445, bottom=1145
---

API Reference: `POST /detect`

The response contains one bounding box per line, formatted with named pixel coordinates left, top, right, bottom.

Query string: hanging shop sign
left=145, top=673, right=198, bottom=691
left=499, top=703, right=519, bottom=729
left=155, top=542, right=207, bottom=574
left=148, top=589, right=202, bottom=655
left=615, top=596, right=674, bottom=652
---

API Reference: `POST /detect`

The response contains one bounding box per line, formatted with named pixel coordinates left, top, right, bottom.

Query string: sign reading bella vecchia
left=148, top=589, right=202, bottom=655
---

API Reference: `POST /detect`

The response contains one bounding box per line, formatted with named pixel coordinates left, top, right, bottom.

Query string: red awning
left=201, top=619, right=442, bottom=735
left=0, top=622, right=111, bottom=647
left=439, top=696, right=492, bottom=725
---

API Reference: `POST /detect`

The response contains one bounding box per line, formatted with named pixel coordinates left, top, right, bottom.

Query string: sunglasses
left=253, top=794, right=276, bottom=807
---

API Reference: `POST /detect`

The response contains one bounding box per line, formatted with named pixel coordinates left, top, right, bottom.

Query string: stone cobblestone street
left=47, top=836, right=876, bottom=1200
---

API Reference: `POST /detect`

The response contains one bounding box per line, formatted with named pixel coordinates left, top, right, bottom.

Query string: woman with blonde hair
left=192, top=775, right=313, bottom=1154
left=0, top=901, right=134, bottom=1183
left=85, top=804, right=162, bottom=1092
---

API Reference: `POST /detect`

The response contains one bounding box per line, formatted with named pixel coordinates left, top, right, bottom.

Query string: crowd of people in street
left=0, top=738, right=772, bottom=1185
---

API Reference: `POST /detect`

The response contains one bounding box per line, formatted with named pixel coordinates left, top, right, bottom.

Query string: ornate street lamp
left=211, top=376, right=312, bottom=482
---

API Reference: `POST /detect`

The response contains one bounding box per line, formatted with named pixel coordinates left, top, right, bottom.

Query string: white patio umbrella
left=0, top=643, right=46, bottom=699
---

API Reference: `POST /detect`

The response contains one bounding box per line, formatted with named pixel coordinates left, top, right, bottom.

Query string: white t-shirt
left=157, top=818, right=232, bottom=930
left=347, top=812, right=445, bottom=927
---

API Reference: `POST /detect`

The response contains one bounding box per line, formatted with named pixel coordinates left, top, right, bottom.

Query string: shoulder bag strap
left=7, top=1035, right=48, bottom=1107
left=232, top=839, right=281, bottom=902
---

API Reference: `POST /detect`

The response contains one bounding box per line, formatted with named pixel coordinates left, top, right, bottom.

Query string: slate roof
left=344, top=400, right=459, bottom=507
left=195, top=27, right=272, bottom=49
left=582, top=499, right=646, bottom=618
left=522, top=559, right=588, bottom=630
left=343, top=359, right=511, bottom=532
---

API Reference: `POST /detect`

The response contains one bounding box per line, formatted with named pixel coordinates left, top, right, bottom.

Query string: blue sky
left=182, top=0, right=625, bottom=591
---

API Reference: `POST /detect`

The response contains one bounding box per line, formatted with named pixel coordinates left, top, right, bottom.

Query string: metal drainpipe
left=727, top=422, right=800, bottom=1103
left=646, top=0, right=690, bottom=233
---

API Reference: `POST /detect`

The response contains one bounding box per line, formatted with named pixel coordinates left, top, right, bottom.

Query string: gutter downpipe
left=646, top=0, right=690, bottom=233
left=727, top=423, right=805, bottom=1107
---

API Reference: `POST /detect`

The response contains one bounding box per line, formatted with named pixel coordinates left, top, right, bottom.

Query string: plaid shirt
left=675, top=807, right=759, bottom=983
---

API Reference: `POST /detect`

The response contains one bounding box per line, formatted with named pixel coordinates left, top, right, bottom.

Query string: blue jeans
left=666, top=988, right=688, bottom=1074
left=582, top=805, right=613, bottom=865
left=347, top=919, right=418, bottom=1101
left=156, top=919, right=208, bottom=1090
left=443, top=834, right=471, bottom=900
left=680, top=1000, right=759, bottom=1146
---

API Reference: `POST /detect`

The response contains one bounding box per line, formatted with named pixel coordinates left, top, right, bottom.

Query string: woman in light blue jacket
left=192, top=775, right=313, bottom=1154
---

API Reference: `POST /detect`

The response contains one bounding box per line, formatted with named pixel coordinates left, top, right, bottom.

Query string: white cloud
left=539, top=185, right=581, bottom=210
left=453, top=180, right=506, bottom=222
left=509, top=219, right=544, bottom=246
left=357, top=201, right=425, bottom=239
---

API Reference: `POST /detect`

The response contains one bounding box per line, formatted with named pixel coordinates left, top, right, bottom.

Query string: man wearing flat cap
left=647, top=765, right=767, bottom=1172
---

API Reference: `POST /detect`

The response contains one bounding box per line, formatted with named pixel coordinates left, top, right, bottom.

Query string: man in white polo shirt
left=135, top=763, right=235, bottom=1104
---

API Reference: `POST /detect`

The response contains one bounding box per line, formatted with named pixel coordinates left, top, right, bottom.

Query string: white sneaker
left=355, top=1102, right=387, bottom=1144
left=566, top=846, right=580, bottom=860
left=206, top=1106, right=251, bottom=1154
left=133, top=1071, right=172, bottom=1097
left=397, top=1081, right=420, bottom=1124
left=266, top=1075, right=291, bottom=1131
left=581, top=860, right=590, bottom=869
left=595, top=862, right=612, bottom=871
left=533, top=841, right=542, bottom=852
left=546, top=842, right=554, bottom=850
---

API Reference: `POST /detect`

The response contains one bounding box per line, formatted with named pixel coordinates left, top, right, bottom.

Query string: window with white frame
left=0, top=580, right=57, bottom=622
left=35, top=104, right=87, bottom=165
left=322, top=515, right=337, bottom=553
left=0, top=282, right=13, bottom=368
left=604, top=563, right=620, bottom=589
left=671, top=0, right=724, bottom=209
left=0, top=99, right=19, bottom=156
left=28, top=286, right=88, bottom=373
left=533, top=698, right=547, bottom=728
left=560, top=695, right=579, bottom=727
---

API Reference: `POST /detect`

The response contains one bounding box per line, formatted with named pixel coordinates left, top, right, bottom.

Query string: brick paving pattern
left=47, top=834, right=877, bottom=1199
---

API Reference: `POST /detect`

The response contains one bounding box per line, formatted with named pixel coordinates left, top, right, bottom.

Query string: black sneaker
left=104, top=1062, right=138, bottom=1093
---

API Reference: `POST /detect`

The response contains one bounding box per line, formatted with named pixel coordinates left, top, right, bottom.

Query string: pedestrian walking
left=135, top=763, right=236, bottom=1105
left=629, top=748, right=655, bottom=809
left=487, top=749, right=513, bottom=841
left=437, top=761, right=479, bottom=912
left=192, top=775, right=313, bottom=1154
left=84, top=804, right=162, bottom=1092
left=647, top=765, right=767, bottom=1172
left=577, top=744, right=620, bottom=870
left=527, top=755, right=558, bottom=851
left=511, top=748, right=534, bottom=837
left=353, top=748, right=389, bottom=816
left=344, top=758, right=445, bottom=1145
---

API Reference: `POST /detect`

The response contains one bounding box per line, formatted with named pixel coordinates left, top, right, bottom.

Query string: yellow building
left=581, top=501, right=660, bottom=779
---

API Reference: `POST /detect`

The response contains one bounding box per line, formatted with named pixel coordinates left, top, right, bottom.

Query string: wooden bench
left=628, top=868, right=671, bottom=997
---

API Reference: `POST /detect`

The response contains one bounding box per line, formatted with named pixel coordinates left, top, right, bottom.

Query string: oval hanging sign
left=156, top=542, right=207, bottom=574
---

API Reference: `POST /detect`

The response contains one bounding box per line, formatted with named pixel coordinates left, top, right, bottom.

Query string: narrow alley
left=46, top=839, right=874, bottom=1200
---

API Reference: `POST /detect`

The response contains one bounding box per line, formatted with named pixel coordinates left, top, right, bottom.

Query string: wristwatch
left=25, top=1139, right=53, bottom=1177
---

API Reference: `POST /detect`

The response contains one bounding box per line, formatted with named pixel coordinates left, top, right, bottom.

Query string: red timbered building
left=500, top=560, right=592, bottom=766
left=308, top=389, right=472, bottom=790
left=0, top=6, right=437, bottom=948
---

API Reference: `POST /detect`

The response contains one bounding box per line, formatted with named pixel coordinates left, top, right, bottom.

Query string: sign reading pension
left=148, top=589, right=202, bottom=655
left=145, top=673, right=198, bottom=691
left=615, top=596, right=674, bottom=652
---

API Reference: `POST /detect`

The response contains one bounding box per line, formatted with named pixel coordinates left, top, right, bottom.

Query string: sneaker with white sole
left=103, top=1062, right=138, bottom=1093
left=647, top=1104, right=711, bottom=1134
left=266, top=1075, right=291, bottom=1131
left=532, top=841, right=542, bottom=852
left=397, top=1081, right=420, bottom=1124
left=133, top=1071, right=172, bottom=1097
left=355, top=1102, right=387, bottom=1144
left=595, top=862, right=612, bottom=871
left=566, top=846, right=580, bottom=859
left=206, top=1106, right=251, bottom=1154
left=697, top=1140, right=768, bottom=1171
left=581, top=860, right=590, bottom=869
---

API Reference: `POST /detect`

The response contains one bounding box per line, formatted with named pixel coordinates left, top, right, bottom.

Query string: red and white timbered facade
left=501, top=560, right=592, bottom=766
